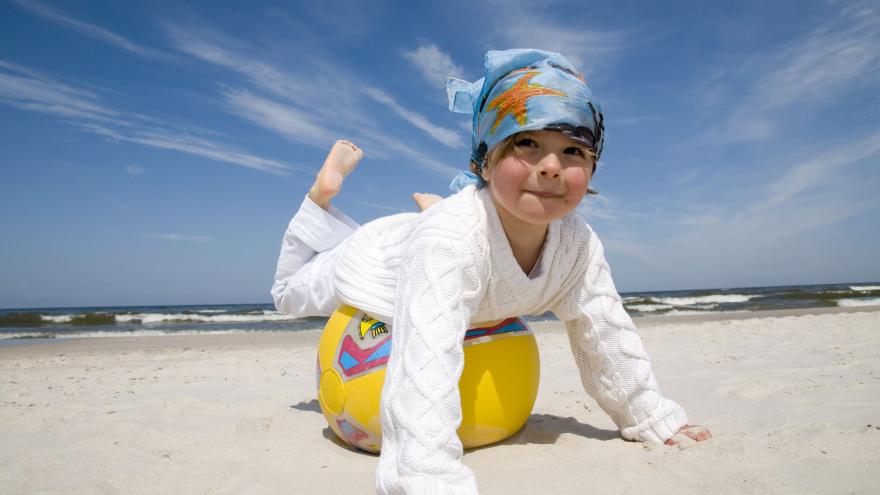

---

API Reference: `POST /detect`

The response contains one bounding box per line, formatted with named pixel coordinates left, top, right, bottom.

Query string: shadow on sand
left=297, top=403, right=619, bottom=456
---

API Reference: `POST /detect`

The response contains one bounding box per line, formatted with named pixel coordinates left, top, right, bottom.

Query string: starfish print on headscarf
left=486, top=70, right=566, bottom=134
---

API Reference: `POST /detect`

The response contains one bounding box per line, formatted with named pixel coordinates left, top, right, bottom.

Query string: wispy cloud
left=79, top=123, right=293, bottom=174
left=163, top=24, right=367, bottom=128
left=573, top=128, right=880, bottom=288
left=221, top=88, right=336, bottom=147
left=0, top=60, right=294, bottom=174
left=402, top=43, right=464, bottom=87
left=670, top=131, right=880, bottom=251
left=577, top=193, right=619, bottom=223
left=674, top=168, right=703, bottom=185
left=137, top=233, right=214, bottom=242
left=357, top=125, right=461, bottom=177
left=125, top=165, right=145, bottom=176
left=482, top=1, right=628, bottom=77
left=358, top=200, right=409, bottom=213
left=702, top=3, right=880, bottom=144
left=758, top=131, right=880, bottom=210
left=0, top=60, right=119, bottom=122
left=363, top=87, right=463, bottom=148
left=11, top=0, right=161, bottom=58
left=164, top=25, right=461, bottom=175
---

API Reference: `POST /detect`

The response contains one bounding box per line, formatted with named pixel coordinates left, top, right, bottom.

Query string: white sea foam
left=42, top=315, right=73, bottom=323
left=114, top=312, right=298, bottom=324
left=695, top=304, right=720, bottom=309
left=34, top=311, right=294, bottom=325
left=651, top=294, right=755, bottom=306
left=0, top=328, right=317, bottom=340
left=837, top=298, right=880, bottom=307
left=850, top=285, right=880, bottom=291
left=626, top=304, right=670, bottom=312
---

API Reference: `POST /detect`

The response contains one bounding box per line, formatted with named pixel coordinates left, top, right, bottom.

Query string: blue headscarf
left=447, top=49, right=604, bottom=191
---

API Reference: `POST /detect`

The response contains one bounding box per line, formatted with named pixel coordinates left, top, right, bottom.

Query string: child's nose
left=537, top=153, right=562, bottom=178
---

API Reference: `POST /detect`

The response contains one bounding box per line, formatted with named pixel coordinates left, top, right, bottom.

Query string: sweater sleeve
left=271, top=196, right=358, bottom=317
left=375, top=235, right=481, bottom=495
left=556, top=233, right=688, bottom=444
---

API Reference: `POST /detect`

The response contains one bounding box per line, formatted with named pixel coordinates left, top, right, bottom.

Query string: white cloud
left=163, top=25, right=361, bottom=124
left=703, top=3, right=880, bottom=144
left=671, top=131, right=880, bottom=249
left=125, top=165, right=145, bottom=176
left=222, top=89, right=336, bottom=147
left=576, top=193, right=618, bottom=223
left=581, top=129, right=880, bottom=289
left=0, top=60, right=294, bottom=174
left=358, top=200, right=408, bottom=213
left=363, top=87, right=463, bottom=148
left=751, top=7, right=880, bottom=111
left=356, top=125, right=461, bottom=177
left=482, top=2, right=627, bottom=77
left=0, top=60, right=119, bottom=122
left=402, top=43, right=464, bottom=86
left=165, top=25, right=461, bottom=176
left=11, top=0, right=160, bottom=58
left=80, top=123, right=293, bottom=174
left=759, top=132, right=880, bottom=209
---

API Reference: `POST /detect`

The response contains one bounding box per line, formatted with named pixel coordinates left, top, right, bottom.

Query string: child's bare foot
left=308, top=140, right=364, bottom=209
left=412, top=192, right=442, bottom=212
left=665, top=424, right=712, bottom=448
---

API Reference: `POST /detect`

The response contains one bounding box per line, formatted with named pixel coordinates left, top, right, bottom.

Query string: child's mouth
left=527, top=191, right=562, bottom=198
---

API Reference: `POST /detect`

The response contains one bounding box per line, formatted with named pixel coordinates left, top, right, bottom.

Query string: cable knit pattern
left=375, top=212, right=484, bottom=495
left=554, top=237, right=688, bottom=444
left=323, top=185, right=686, bottom=494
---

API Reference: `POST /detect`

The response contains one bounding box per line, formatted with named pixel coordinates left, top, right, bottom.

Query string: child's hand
left=664, top=424, right=712, bottom=446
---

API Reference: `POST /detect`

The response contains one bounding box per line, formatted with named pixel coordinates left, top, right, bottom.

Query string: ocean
left=1, top=282, right=878, bottom=341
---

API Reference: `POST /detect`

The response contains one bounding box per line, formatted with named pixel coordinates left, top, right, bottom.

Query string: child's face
left=483, top=130, right=593, bottom=229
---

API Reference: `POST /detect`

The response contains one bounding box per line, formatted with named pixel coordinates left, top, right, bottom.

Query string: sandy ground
left=1, top=306, right=879, bottom=494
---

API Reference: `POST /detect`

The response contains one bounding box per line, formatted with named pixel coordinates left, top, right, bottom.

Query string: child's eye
left=515, top=137, right=537, bottom=148
left=564, top=146, right=586, bottom=157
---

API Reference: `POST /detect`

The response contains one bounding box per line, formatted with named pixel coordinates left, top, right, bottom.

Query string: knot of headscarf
left=446, top=49, right=604, bottom=192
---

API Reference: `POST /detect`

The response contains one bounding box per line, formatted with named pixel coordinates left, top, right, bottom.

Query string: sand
left=1, top=306, right=879, bottom=494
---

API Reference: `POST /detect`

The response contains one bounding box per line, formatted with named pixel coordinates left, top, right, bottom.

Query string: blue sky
left=1, top=0, right=878, bottom=309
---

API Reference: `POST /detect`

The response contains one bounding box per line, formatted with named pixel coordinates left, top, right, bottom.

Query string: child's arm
left=556, top=231, right=690, bottom=443
left=375, top=235, right=482, bottom=495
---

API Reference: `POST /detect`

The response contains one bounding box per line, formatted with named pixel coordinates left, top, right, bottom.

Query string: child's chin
left=516, top=208, right=564, bottom=226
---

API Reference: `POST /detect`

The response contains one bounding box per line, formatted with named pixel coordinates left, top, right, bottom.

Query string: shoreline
left=1, top=305, right=877, bottom=356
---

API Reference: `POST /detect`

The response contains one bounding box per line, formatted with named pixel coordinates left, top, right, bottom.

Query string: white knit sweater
left=332, top=185, right=687, bottom=495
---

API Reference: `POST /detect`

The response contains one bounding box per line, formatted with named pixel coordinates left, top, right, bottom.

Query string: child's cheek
left=565, top=168, right=590, bottom=196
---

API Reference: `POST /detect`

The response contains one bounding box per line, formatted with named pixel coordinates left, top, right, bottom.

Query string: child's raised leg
left=272, top=140, right=363, bottom=317
left=308, top=139, right=363, bottom=210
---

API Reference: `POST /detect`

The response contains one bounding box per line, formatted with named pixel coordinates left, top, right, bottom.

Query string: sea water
left=1, top=283, right=878, bottom=340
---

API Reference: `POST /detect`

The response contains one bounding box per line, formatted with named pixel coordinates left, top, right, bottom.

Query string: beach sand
left=1, top=306, right=879, bottom=494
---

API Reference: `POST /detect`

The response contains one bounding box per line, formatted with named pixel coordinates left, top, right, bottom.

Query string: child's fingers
left=665, top=425, right=712, bottom=446
left=687, top=427, right=712, bottom=442
left=680, top=425, right=712, bottom=442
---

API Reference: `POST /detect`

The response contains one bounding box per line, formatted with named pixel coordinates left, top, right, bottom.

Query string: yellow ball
left=316, top=305, right=540, bottom=453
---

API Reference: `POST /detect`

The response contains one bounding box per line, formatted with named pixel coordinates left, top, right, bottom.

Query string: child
left=272, top=49, right=710, bottom=494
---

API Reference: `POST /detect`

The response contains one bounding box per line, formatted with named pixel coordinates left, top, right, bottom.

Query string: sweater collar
left=476, top=186, right=561, bottom=285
